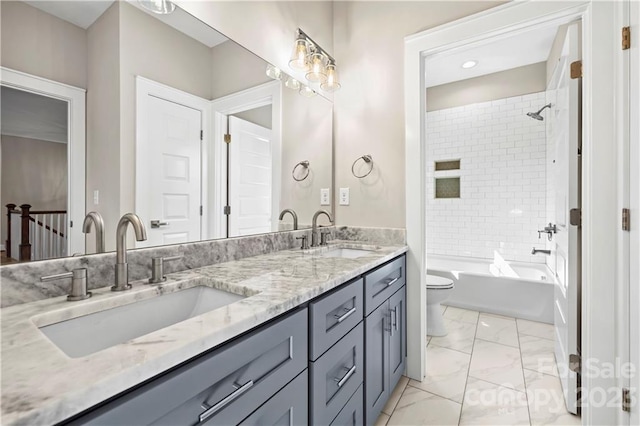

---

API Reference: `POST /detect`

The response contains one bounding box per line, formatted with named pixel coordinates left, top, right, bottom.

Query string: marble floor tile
left=476, top=313, right=519, bottom=348
left=517, top=318, right=555, bottom=341
left=443, top=306, right=480, bottom=324
left=430, top=318, right=477, bottom=354
left=375, top=413, right=390, bottom=426
left=388, top=386, right=461, bottom=426
left=460, top=377, right=530, bottom=425
left=409, top=345, right=471, bottom=402
left=382, top=376, right=409, bottom=415
left=520, top=334, right=558, bottom=377
left=524, top=369, right=581, bottom=425
left=469, top=339, right=526, bottom=391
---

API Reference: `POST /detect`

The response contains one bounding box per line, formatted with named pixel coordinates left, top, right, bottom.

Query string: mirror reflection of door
left=1, top=86, right=69, bottom=264
left=227, top=114, right=274, bottom=238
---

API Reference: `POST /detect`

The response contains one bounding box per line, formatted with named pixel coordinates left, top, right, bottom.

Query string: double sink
left=35, top=244, right=379, bottom=358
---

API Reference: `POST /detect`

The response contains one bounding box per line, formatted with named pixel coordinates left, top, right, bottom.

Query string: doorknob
left=150, top=220, right=169, bottom=228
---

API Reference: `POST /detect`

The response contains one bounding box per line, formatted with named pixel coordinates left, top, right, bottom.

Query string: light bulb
left=320, top=63, right=341, bottom=92
left=305, top=52, right=327, bottom=83
left=265, top=64, right=282, bottom=80
left=299, top=86, right=317, bottom=98
left=289, top=38, right=310, bottom=71
left=285, top=77, right=301, bottom=90
left=138, top=0, right=176, bottom=14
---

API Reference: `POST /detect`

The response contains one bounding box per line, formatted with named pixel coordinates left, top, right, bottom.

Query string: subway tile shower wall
left=426, top=92, right=547, bottom=264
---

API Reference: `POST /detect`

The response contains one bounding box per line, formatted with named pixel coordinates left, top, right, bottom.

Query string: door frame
left=210, top=81, right=282, bottom=239
left=0, top=66, right=86, bottom=256
left=135, top=76, right=211, bottom=243
left=405, top=2, right=624, bottom=422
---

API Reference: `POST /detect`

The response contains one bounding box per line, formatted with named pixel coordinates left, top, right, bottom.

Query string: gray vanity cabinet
left=68, top=308, right=308, bottom=426
left=363, top=255, right=407, bottom=425
left=330, top=384, right=364, bottom=426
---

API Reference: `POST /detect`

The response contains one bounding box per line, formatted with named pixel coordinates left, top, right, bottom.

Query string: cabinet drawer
left=310, top=322, right=364, bottom=426
left=309, top=278, right=363, bottom=360
left=239, top=370, right=308, bottom=426
left=364, top=255, right=405, bottom=316
left=330, top=384, right=364, bottom=426
left=72, top=308, right=308, bottom=426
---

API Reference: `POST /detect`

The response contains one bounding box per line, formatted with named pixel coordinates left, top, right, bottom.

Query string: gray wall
left=1, top=135, right=67, bottom=243
left=426, top=62, right=547, bottom=112
left=211, top=40, right=271, bottom=99
left=0, top=1, right=87, bottom=89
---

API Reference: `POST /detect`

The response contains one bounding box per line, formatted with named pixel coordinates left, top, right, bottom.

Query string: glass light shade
left=305, top=52, right=327, bottom=83
left=320, top=63, right=341, bottom=92
left=285, top=76, right=301, bottom=90
left=299, top=86, right=317, bottom=98
left=265, top=64, right=282, bottom=80
left=289, top=38, right=310, bottom=71
left=138, top=0, right=176, bottom=14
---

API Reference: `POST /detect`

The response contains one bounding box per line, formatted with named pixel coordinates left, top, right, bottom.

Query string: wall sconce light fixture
left=138, top=0, right=176, bottom=14
left=289, top=28, right=340, bottom=92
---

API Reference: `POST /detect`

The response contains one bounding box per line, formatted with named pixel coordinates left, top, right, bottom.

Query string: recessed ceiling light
left=462, top=60, right=478, bottom=69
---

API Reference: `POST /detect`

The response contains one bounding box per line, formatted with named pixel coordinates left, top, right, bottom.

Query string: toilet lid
left=426, top=274, right=454, bottom=289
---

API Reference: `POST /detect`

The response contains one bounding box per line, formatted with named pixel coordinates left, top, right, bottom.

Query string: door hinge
left=570, top=208, right=582, bottom=227
left=200, top=130, right=203, bottom=141
left=623, top=388, right=631, bottom=412
left=622, top=208, right=631, bottom=231
left=622, top=26, right=631, bottom=50
left=224, top=134, right=231, bottom=144
left=570, top=61, right=582, bottom=79
left=69, top=220, right=73, bottom=228
left=224, top=205, right=231, bottom=215
left=569, top=353, right=581, bottom=374
left=199, top=206, right=203, bottom=216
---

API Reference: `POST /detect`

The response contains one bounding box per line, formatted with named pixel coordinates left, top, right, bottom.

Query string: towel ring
left=351, top=155, right=373, bottom=179
left=292, top=160, right=310, bottom=182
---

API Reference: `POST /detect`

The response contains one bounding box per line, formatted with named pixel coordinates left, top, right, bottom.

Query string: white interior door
left=228, top=116, right=273, bottom=237
left=139, top=95, right=202, bottom=247
left=549, top=22, right=581, bottom=415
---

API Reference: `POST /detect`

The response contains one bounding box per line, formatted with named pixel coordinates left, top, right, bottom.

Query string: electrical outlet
left=320, top=188, right=330, bottom=206
left=93, top=190, right=99, bottom=205
left=339, top=188, right=350, bottom=206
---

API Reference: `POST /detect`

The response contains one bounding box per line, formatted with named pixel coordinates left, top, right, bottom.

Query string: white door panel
left=228, top=116, right=273, bottom=237
left=549, top=22, right=581, bottom=415
left=138, top=95, right=202, bottom=247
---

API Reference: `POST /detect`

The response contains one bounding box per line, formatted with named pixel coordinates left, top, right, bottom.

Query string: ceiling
left=424, top=24, right=559, bottom=88
left=1, top=86, right=68, bottom=144
left=22, top=0, right=227, bottom=48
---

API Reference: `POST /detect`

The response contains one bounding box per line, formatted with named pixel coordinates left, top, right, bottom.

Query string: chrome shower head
left=526, top=103, right=552, bottom=121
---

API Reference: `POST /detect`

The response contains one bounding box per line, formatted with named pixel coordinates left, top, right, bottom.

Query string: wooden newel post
left=6, top=204, right=16, bottom=258
left=19, top=204, right=32, bottom=261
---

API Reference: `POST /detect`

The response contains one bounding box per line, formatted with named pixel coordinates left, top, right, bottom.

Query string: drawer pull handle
left=385, top=277, right=400, bottom=287
left=334, top=306, right=357, bottom=323
left=199, top=380, right=254, bottom=423
left=335, top=365, right=357, bottom=388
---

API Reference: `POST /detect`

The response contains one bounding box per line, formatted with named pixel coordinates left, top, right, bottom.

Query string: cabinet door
left=388, top=287, right=406, bottom=390
left=330, top=384, right=364, bottom=426
left=239, top=371, right=308, bottom=426
left=364, top=301, right=389, bottom=425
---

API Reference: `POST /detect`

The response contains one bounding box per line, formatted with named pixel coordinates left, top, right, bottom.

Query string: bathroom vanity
left=1, top=243, right=407, bottom=426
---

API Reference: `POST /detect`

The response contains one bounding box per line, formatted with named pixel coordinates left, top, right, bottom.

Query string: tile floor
left=376, top=306, right=581, bottom=426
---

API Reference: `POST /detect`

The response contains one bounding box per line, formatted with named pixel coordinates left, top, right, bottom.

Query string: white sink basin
left=320, top=248, right=374, bottom=259
left=39, top=286, right=245, bottom=358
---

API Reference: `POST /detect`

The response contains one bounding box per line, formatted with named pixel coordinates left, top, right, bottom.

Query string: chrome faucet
left=311, top=210, right=333, bottom=247
left=531, top=247, right=551, bottom=255
left=113, top=213, right=147, bottom=291
left=82, top=211, right=105, bottom=253
left=279, top=209, right=298, bottom=230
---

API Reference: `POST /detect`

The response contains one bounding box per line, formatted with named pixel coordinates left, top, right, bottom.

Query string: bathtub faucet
left=531, top=247, right=551, bottom=255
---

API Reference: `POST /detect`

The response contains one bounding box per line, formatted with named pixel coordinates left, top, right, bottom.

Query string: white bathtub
left=427, top=254, right=554, bottom=324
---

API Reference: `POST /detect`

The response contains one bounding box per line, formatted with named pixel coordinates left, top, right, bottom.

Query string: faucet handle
left=41, top=268, right=92, bottom=301
left=149, top=255, right=183, bottom=284
left=296, top=235, right=309, bottom=250
left=320, top=230, right=332, bottom=246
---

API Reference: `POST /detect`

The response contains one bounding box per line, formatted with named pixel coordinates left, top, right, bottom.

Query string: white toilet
left=426, top=274, right=454, bottom=337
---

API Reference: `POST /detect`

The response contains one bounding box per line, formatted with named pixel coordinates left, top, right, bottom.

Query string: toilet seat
left=426, top=274, right=454, bottom=290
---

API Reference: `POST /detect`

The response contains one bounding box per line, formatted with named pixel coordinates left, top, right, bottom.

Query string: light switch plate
left=320, top=188, right=330, bottom=206
left=339, top=188, right=350, bottom=206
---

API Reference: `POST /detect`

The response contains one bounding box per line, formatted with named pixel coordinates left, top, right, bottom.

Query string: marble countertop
left=1, top=241, right=407, bottom=425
